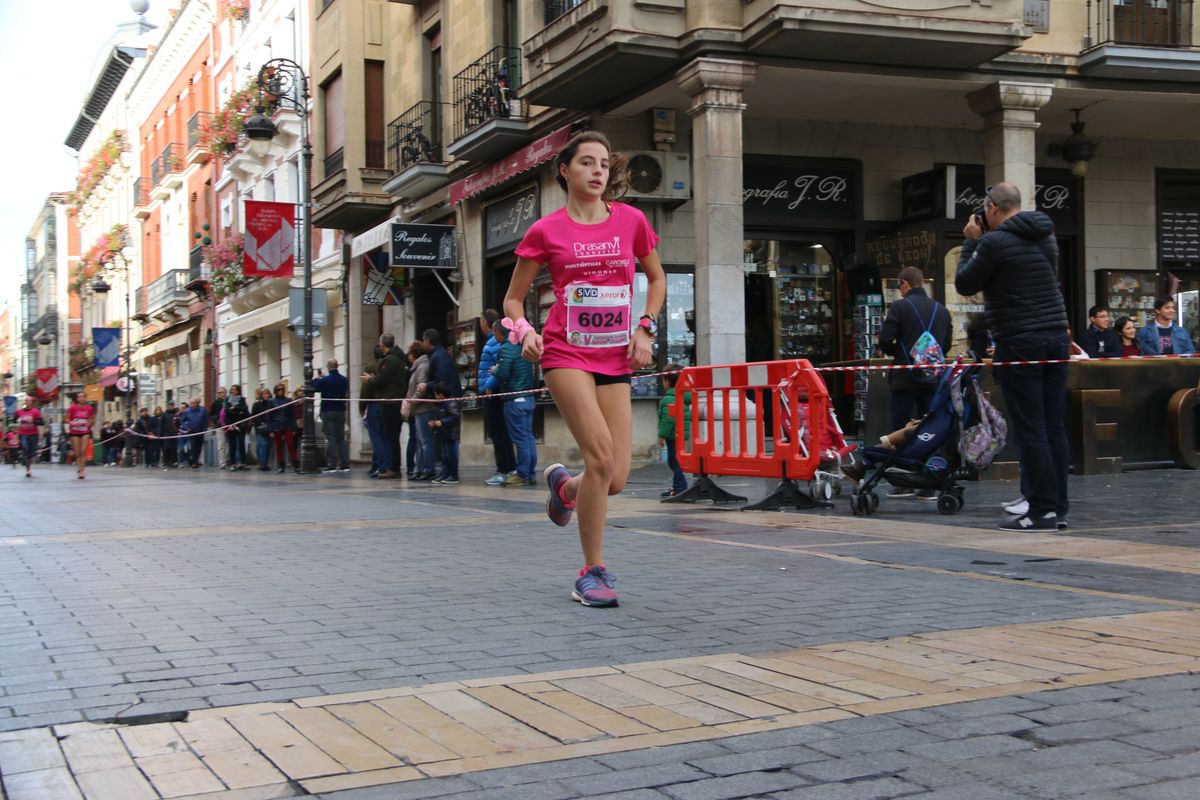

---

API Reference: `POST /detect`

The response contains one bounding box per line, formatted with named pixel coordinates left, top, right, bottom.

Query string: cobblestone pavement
left=0, top=463, right=1197, bottom=799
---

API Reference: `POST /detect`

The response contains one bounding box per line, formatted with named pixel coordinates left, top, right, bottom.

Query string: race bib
left=565, top=283, right=632, bottom=348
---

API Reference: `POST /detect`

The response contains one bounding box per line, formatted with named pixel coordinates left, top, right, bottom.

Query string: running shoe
left=484, top=472, right=506, bottom=486
left=1056, top=515, right=1070, bottom=531
left=503, top=471, right=525, bottom=487
left=440, top=477, right=459, bottom=485
left=544, top=463, right=576, bottom=527
left=572, top=566, right=618, bottom=608
left=998, top=513, right=1056, bottom=532
left=1002, top=497, right=1029, bottom=516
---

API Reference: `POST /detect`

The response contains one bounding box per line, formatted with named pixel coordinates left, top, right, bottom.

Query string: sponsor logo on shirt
left=573, top=237, right=621, bottom=259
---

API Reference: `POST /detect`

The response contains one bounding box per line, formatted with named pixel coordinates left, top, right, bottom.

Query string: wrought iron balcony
left=150, top=143, right=185, bottom=188
left=133, top=177, right=152, bottom=217
left=188, top=245, right=208, bottom=284
left=452, top=46, right=522, bottom=142
left=145, top=269, right=192, bottom=317
left=187, top=112, right=212, bottom=163
left=544, top=0, right=587, bottom=25
left=1086, top=0, right=1194, bottom=46
left=386, top=101, right=445, bottom=173
left=1080, top=0, right=1198, bottom=80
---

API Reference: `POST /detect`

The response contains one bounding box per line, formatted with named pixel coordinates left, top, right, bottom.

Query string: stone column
left=966, top=81, right=1053, bottom=211
left=678, top=57, right=756, bottom=366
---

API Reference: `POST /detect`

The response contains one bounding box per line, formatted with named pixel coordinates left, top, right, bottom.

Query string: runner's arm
left=504, top=257, right=544, bottom=362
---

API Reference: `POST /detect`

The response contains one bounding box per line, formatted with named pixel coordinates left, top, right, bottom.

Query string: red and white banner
left=450, top=125, right=574, bottom=205
left=35, top=368, right=59, bottom=401
left=243, top=200, right=296, bottom=278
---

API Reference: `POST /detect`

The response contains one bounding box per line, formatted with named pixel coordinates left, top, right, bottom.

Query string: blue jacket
left=478, top=331, right=503, bottom=389
left=267, top=396, right=296, bottom=432
left=428, top=345, right=462, bottom=396
left=486, top=340, right=534, bottom=394
left=177, top=406, right=209, bottom=434
left=312, top=369, right=350, bottom=415
left=1079, top=324, right=1122, bottom=359
left=1137, top=322, right=1196, bottom=356
left=433, top=398, right=461, bottom=442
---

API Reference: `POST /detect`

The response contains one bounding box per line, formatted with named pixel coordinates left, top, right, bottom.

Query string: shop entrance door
left=412, top=270, right=455, bottom=344
left=743, top=238, right=842, bottom=364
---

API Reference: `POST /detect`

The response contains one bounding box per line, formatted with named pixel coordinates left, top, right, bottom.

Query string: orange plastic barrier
left=665, top=360, right=832, bottom=510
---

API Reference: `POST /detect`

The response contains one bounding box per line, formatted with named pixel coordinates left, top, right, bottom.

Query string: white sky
left=0, top=0, right=171, bottom=313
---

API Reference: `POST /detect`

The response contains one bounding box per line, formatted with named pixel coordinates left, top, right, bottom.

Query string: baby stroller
left=847, top=359, right=977, bottom=516
left=794, top=403, right=858, bottom=502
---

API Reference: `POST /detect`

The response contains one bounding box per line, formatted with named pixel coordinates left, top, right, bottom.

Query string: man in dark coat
left=1078, top=305, right=1121, bottom=359
left=361, top=333, right=407, bottom=478
left=956, top=181, right=1069, bottom=532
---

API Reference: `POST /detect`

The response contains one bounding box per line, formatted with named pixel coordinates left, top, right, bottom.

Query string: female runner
left=66, top=392, right=96, bottom=479
left=15, top=396, right=44, bottom=478
left=503, top=131, right=666, bottom=608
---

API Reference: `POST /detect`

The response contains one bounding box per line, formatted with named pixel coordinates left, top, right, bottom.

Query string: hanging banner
left=243, top=200, right=296, bottom=278
left=92, top=327, right=121, bottom=368
left=3, top=395, right=16, bottom=417
left=35, top=368, right=59, bottom=401
left=362, top=250, right=404, bottom=306
left=450, top=124, right=574, bottom=204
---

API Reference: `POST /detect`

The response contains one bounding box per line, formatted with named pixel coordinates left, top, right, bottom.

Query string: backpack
left=905, top=299, right=946, bottom=384
left=952, top=376, right=1008, bottom=471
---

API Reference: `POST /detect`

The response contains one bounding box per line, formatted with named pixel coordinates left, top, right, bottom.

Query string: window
left=364, top=60, right=386, bottom=169
left=321, top=71, right=344, bottom=174
left=632, top=267, right=695, bottom=395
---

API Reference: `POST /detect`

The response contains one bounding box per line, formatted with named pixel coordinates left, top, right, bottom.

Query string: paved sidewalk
left=0, top=463, right=1197, bottom=798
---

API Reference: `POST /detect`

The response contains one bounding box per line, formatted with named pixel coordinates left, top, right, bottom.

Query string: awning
left=139, top=325, right=197, bottom=361
left=449, top=125, right=573, bottom=205
left=99, top=367, right=120, bottom=388
left=221, top=297, right=288, bottom=340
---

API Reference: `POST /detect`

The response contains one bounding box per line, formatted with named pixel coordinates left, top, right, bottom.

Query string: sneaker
left=544, top=463, right=576, bottom=527
left=411, top=472, right=433, bottom=482
left=430, top=476, right=445, bottom=484
left=503, top=471, right=525, bottom=487
left=572, top=566, right=619, bottom=608
left=527, top=478, right=538, bottom=486
left=997, top=513, right=1057, bottom=532
left=887, top=487, right=915, bottom=498
left=440, top=477, right=459, bottom=485
left=1057, top=515, right=1070, bottom=530
left=338, top=467, right=351, bottom=473
left=660, top=489, right=677, bottom=498
left=484, top=472, right=506, bottom=486
left=1002, top=497, right=1029, bottom=516
left=322, top=467, right=339, bottom=473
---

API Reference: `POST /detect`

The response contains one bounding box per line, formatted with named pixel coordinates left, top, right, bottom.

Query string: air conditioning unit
left=624, top=151, right=690, bottom=202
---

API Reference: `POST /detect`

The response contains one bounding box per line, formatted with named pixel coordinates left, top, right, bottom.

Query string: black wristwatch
left=637, top=315, right=658, bottom=337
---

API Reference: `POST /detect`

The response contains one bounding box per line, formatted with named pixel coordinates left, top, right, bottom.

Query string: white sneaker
left=1002, top=497, right=1029, bottom=516
left=484, top=472, right=506, bottom=486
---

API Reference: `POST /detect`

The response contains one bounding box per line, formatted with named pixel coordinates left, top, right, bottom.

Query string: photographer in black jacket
left=956, top=182, right=1069, bottom=532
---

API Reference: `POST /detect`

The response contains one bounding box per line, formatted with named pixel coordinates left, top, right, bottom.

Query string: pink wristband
left=505, top=317, right=535, bottom=346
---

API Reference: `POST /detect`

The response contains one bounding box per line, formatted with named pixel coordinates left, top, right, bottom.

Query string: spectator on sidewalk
left=478, top=309, right=516, bottom=486
left=133, top=408, right=158, bottom=469
left=403, top=342, right=422, bottom=478
left=878, top=266, right=953, bottom=431
left=1137, top=296, right=1196, bottom=356
left=314, top=359, right=350, bottom=473
left=101, top=420, right=119, bottom=466
left=224, top=385, right=250, bottom=470
left=178, top=397, right=209, bottom=469
left=360, top=361, right=388, bottom=478
left=360, top=334, right=407, bottom=479
left=407, top=340, right=435, bottom=481
left=1114, top=316, right=1141, bottom=357
left=145, top=407, right=164, bottom=467
left=429, top=383, right=461, bottom=485
left=268, top=384, right=298, bottom=473
left=486, top=318, right=537, bottom=487
left=657, top=367, right=692, bottom=498
left=209, top=388, right=228, bottom=470
left=1079, top=305, right=1121, bottom=359
left=956, top=181, right=1069, bottom=532
left=251, top=388, right=275, bottom=471
left=160, top=403, right=179, bottom=468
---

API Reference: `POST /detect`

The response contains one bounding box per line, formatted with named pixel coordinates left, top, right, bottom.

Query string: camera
left=974, top=209, right=989, bottom=233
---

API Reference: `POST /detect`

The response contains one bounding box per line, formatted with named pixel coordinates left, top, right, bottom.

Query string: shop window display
left=743, top=240, right=836, bottom=364
left=632, top=269, right=695, bottom=396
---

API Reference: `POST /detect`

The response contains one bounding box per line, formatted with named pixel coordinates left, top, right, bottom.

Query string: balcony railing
left=187, top=111, right=211, bottom=151
left=188, top=246, right=207, bottom=283
left=324, top=147, right=344, bottom=177
left=145, top=269, right=191, bottom=314
left=1086, top=0, right=1195, bottom=47
left=133, top=177, right=151, bottom=208
left=386, top=101, right=445, bottom=174
left=544, top=0, right=586, bottom=25
left=150, top=143, right=185, bottom=187
left=452, top=46, right=522, bottom=141
left=135, top=285, right=148, bottom=318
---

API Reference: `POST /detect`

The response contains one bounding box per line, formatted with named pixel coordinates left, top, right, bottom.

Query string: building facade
left=21, top=195, right=79, bottom=421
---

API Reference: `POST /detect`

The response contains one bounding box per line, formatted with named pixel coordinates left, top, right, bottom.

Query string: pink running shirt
left=15, top=407, right=42, bottom=436
left=514, top=203, right=659, bottom=376
left=67, top=403, right=94, bottom=436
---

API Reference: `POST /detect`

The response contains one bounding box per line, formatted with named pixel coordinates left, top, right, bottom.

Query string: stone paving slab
left=1, top=608, right=1197, bottom=799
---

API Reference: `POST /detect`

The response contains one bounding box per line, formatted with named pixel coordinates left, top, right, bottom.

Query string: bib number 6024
left=577, top=310, right=623, bottom=329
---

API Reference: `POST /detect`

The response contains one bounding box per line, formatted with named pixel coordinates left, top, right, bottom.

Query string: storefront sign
left=485, top=186, right=539, bottom=256
left=450, top=125, right=574, bottom=205
left=865, top=229, right=938, bottom=273
left=83, top=385, right=103, bottom=403
left=949, top=166, right=1080, bottom=232
left=138, top=374, right=158, bottom=396
left=743, top=159, right=859, bottom=227
left=391, top=223, right=457, bottom=269
left=1160, top=209, right=1200, bottom=263
left=243, top=200, right=297, bottom=278
left=901, top=169, right=947, bottom=225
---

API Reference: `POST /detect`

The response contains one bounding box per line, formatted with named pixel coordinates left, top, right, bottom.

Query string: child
left=657, top=366, right=691, bottom=498
left=429, top=382, right=461, bottom=485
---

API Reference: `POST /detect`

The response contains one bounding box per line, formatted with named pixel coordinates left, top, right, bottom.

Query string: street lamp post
left=243, top=58, right=318, bottom=474
left=93, top=250, right=134, bottom=442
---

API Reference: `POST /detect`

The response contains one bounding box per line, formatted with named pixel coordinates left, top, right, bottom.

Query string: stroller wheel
left=818, top=479, right=834, bottom=502
left=937, top=494, right=958, bottom=515
left=833, top=480, right=843, bottom=496
left=852, top=494, right=869, bottom=516
left=869, top=491, right=880, bottom=512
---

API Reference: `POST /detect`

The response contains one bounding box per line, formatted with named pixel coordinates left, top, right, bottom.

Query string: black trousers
left=994, top=331, right=1070, bottom=518
left=381, top=402, right=404, bottom=473
left=889, top=386, right=936, bottom=431
left=482, top=395, right=516, bottom=474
